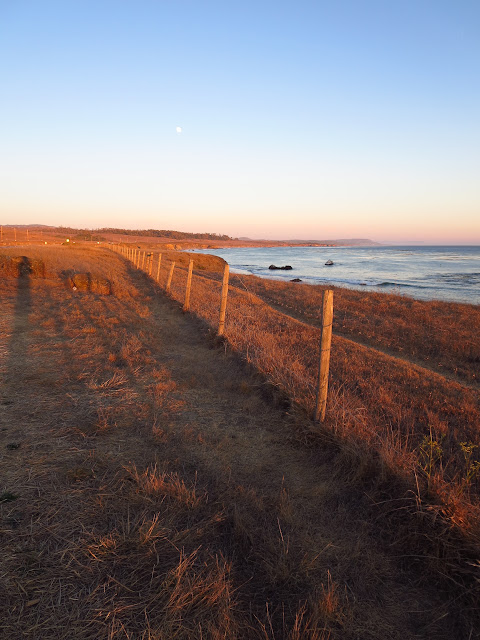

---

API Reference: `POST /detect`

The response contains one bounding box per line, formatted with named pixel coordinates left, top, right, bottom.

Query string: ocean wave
left=316, top=277, right=406, bottom=288
left=435, top=272, right=480, bottom=282
left=377, top=281, right=416, bottom=288
left=317, top=278, right=438, bottom=290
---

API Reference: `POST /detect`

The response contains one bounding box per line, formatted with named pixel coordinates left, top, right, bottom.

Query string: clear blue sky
left=1, top=0, right=479, bottom=242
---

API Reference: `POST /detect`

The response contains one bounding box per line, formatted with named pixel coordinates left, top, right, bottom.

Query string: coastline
left=194, top=244, right=480, bottom=306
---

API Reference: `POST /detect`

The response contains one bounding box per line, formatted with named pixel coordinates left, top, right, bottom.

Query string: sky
left=1, top=0, right=479, bottom=243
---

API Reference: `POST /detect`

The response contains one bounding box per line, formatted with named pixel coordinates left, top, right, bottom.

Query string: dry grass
left=228, top=274, right=480, bottom=386
left=114, top=246, right=480, bottom=597
left=0, top=243, right=479, bottom=638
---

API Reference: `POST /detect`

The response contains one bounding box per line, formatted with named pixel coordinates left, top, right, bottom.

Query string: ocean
left=196, top=245, right=480, bottom=305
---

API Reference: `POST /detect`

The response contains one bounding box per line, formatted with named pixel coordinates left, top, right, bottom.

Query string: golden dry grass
left=0, top=243, right=479, bottom=638
left=115, top=245, right=480, bottom=595
left=228, top=274, right=480, bottom=386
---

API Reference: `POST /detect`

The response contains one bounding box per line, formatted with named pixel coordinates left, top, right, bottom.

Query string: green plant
left=418, top=431, right=444, bottom=480
left=460, top=442, right=480, bottom=487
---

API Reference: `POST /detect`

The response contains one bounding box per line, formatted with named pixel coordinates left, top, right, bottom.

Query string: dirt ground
left=0, top=248, right=474, bottom=639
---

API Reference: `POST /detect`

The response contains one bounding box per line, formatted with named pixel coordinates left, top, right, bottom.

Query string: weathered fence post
left=148, top=254, right=153, bottom=276
left=183, top=260, right=194, bottom=311
left=217, top=264, right=230, bottom=336
left=166, top=261, right=175, bottom=293
left=141, top=251, right=146, bottom=270
left=314, top=290, right=334, bottom=422
left=156, top=254, right=162, bottom=281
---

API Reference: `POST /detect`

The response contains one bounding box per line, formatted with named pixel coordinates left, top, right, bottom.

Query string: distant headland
left=0, top=224, right=380, bottom=249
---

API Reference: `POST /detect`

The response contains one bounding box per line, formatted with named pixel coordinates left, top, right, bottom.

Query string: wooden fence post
left=156, top=254, right=162, bottom=281
left=217, top=264, right=230, bottom=336
left=183, top=260, right=194, bottom=311
left=314, top=290, right=334, bottom=422
left=141, top=251, right=146, bottom=270
left=166, top=261, right=175, bottom=293
left=148, top=254, right=153, bottom=276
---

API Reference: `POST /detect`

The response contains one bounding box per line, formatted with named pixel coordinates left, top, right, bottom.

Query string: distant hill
left=6, top=225, right=233, bottom=242
left=2, top=224, right=379, bottom=247
left=97, top=227, right=232, bottom=241
left=288, top=238, right=380, bottom=246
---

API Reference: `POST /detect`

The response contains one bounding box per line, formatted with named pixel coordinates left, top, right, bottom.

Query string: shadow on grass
left=5, top=257, right=32, bottom=386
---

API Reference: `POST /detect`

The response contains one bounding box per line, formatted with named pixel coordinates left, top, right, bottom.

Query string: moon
left=176, top=126, right=182, bottom=134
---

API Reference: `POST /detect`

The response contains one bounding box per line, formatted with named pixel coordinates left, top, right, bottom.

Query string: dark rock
left=291, top=278, right=302, bottom=282
left=269, top=265, right=293, bottom=270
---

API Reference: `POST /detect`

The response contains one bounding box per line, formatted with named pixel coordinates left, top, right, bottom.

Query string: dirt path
left=0, top=257, right=472, bottom=639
